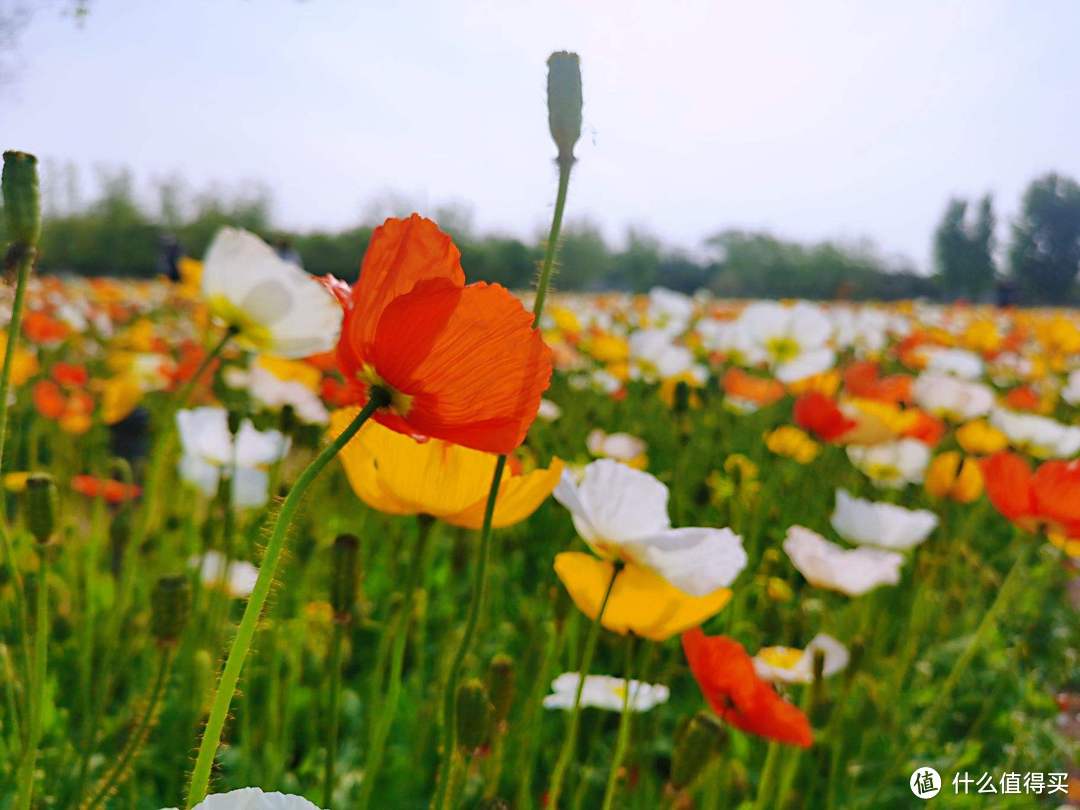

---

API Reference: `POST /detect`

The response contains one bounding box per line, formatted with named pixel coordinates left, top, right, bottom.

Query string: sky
left=4, top=0, right=1080, bottom=271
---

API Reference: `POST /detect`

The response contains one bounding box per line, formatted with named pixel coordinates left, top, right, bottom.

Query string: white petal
left=830, top=488, right=938, bottom=550
left=627, top=526, right=747, bottom=595
left=783, top=525, right=903, bottom=597
left=553, top=460, right=671, bottom=547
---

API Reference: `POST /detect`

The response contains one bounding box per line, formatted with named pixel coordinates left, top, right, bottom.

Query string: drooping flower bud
left=2, top=151, right=41, bottom=248
left=151, top=575, right=191, bottom=645
left=671, top=711, right=725, bottom=790
left=329, top=534, right=360, bottom=621
left=546, top=51, right=583, bottom=165
left=24, top=473, right=57, bottom=544
left=456, top=677, right=493, bottom=752
left=487, top=653, right=515, bottom=730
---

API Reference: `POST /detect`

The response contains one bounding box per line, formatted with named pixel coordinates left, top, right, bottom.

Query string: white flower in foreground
left=586, top=429, right=647, bottom=464
left=990, top=407, right=1080, bottom=459
left=189, top=552, right=259, bottom=599
left=734, top=301, right=835, bottom=383
left=174, top=787, right=323, bottom=809
left=753, top=634, right=850, bottom=684
left=177, top=407, right=290, bottom=508
left=202, top=227, right=342, bottom=357
left=846, top=439, right=930, bottom=489
left=921, top=347, right=983, bottom=380
left=554, top=459, right=747, bottom=597
left=830, top=488, right=938, bottom=551
left=911, top=372, right=994, bottom=421
left=543, top=673, right=669, bottom=712
left=782, top=525, right=903, bottom=597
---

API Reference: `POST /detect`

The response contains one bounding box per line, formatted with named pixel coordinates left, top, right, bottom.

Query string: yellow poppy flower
left=786, top=369, right=841, bottom=398
left=332, top=410, right=562, bottom=529
left=925, top=451, right=983, bottom=503
left=100, top=373, right=144, bottom=425
left=0, top=332, right=38, bottom=387
left=553, top=552, right=731, bottom=642
left=256, top=355, right=321, bottom=391
left=764, top=426, right=819, bottom=464
left=955, top=419, right=1008, bottom=455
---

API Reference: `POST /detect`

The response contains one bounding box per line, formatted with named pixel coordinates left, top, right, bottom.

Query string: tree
left=1009, top=173, right=1080, bottom=303
left=933, top=194, right=995, bottom=300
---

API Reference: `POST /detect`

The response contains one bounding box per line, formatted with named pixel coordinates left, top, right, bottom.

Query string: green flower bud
left=24, top=473, right=57, bottom=544
left=151, top=575, right=191, bottom=644
left=2, top=151, right=41, bottom=247
left=329, top=534, right=360, bottom=620
left=456, top=677, right=492, bottom=752
left=546, top=51, right=583, bottom=164
left=487, top=653, right=515, bottom=729
left=673, top=379, right=692, bottom=415
left=671, top=711, right=725, bottom=790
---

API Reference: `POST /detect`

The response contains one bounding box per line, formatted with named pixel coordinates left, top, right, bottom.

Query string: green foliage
left=934, top=195, right=996, bottom=300
left=1009, top=173, right=1080, bottom=303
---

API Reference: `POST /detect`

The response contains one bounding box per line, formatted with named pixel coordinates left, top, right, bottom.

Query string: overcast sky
left=4, top=0, right=1080, bottom=270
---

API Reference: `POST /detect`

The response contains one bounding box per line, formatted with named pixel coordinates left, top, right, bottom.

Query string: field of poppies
left=2, top=55, right=1080, bottom=810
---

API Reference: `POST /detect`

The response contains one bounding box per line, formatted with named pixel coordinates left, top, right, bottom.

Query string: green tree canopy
left=1009, top=173, right=1080, bottom=303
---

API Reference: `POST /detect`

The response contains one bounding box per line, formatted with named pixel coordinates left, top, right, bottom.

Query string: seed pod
left=487, top=653, right=515, bottom=729
left=24, top=473, right=57, bottom=544
left=151, top=575, right=191, bottom=644
left=671, top=711, right=725, bottom=790
left=2, top=151, right=41, bottom=247
left=329, top=534, right=360, bottom=620
left=456, top=677, right=492, bottom=752
left=546, top=51, right=583, bottom=164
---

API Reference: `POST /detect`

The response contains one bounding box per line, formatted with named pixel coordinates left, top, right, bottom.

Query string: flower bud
left=2, top=151, right=41, bottom=247
left=487, top=653, right=515, bottom=729
left=456, top=677, right=492, bottom=752
left=546, top=51, right=583, bottom=164
left=671, top=711, right=725, bottom=790
left=24, top=473, right=57, bottom=544
left=151, top=575, right=191, bottom=644
left=329, top=534, right=360, bottom=620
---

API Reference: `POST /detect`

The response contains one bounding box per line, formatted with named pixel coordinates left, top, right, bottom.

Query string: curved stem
left=600, top=633, right=637, bottom=810
left=547, top=563, right=620, bottom=809
left=322, top=621, right=345, bottom=809
left=184, top=391, right=387, bottom=807
left=432, top=454, right=506, bottom=810
left=531, top=158, right=573, bottom=329
left=14, top=549, right=48, bottom=810
left=85, top=646, right=175, bottom=809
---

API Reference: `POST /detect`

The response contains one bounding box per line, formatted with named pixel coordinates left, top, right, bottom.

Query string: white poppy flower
left=628, top=329, right=705, bottom=382
left=830, top=488, right=938, bottom=551
left=734, top=301, right=835, bottom=383
left=225, top=364, right=329, bottom=425
left=172, top=787, right=323, bottom=809
left=920, top=347, right=983, bottom=380
left=782, top=525, right=903, bottom=597
left=189, top=552, right=259, bottom=599
left=846, top=439, right=930, bottom=489
left=990, top=407, right=1080, bottom=459
left=553, top=459, right=747, bottom=597
left=202, top=228, right=342, bottom=358
left=911, top=372, right=994, bottom=421
left=176, top=407, right=290, bottom=508
left=538, top=398, right=563, bottom=422
left=753, top=634, right=850, bottom=684
left=542, top=673, right=669, bottom=713
left=1062, top=369, right=1080, bottom=406
left=586, top=429, right=647, bottom=463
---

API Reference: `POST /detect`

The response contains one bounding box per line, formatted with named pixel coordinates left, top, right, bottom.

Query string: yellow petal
left=447, top=458, right=564, bottom=529
left=101, top=374, right=144, bottom=425
left=553, top=552, right=731, bottom=642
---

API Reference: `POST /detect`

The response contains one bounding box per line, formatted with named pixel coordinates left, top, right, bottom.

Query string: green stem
left=0, top=245, right=33, bottom=485
left=357, top=517, right=434, bottom=810
left=600, top=634, right=637, bottom=810
left=15, top=549, right=48, bottom=810
left=184, top=391, right=388, bottom=807
left=432, top=455, right=506, bottom=810
left=754, top=741, right=782, bottom=810
left=547, top=563, right=621, bottom=810
left=174, top=328, right=234, bottom=409
left=322, top=621, right=345, bottom=809
left=531, top=158, right=573, bottom=329
left=85, top=646, right=175, bottom=809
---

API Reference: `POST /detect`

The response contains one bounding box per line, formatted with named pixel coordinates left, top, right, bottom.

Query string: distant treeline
left=4, top=166, right=1080, bottom=303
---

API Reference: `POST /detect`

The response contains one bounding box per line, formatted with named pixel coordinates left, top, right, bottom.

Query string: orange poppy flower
left=32, top=379, right=66, bottom=419
left=71, top=474, right=142, bottom=504
left=982, top=452, right=1080, bottom=537
left=53, top=362, right=89, bottom=388
left=722, top=368, right=784, bottom=409
left=681, top=628, right=812, bottom=748
left=793, top=392, right=856, bottom=442
left=335, top=215, right=551, bottom=454
left=902, top=410, right=946, bottom=446
left=22, top=311, right=71, bottom=345
left=842, top=361, right=911, bottom=404
left=1003, top=385, right=1040, bottom=412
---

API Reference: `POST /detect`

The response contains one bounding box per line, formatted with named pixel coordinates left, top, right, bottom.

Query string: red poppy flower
left=71, top=474, right=142, bottom=504
left=336, top=215, right=551, bottom=454
left=982, top=452, right=1080, bottom=537
left=903, top=410, right=945, bottom=446
left=793, top=392, right=856, bottom=442
left=22, top=311, right=71, bottom=345
left=843, top=361, right=911, bottom=404
left=682, top=628, right=812, bottom=748
left=1003, top=385, right=1040, bottom=412
left=53, top=362, right=89, bottom=388
left=723, top=368, right=784, bottom=408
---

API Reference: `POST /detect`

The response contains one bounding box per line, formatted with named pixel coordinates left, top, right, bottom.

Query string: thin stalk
left=546, top=563, right=621, bottom=810
left=85, top=646, right=175, bottom=809
left=753, top=741, right=782, bottom=810
left=600, top=634, right=637, bottom=810
left=432, top=455, right=506, bottom=810
left=358, top=517, right=434, bottom=810
left=14, top=550, right=48, bottom=810
left=0, top=245, right=33, bottom=492
left=322, top=621, right=345, bottom=809
left=531, top=158, right=573, bottom=328
left=184, top=391, right=387, bottom=807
